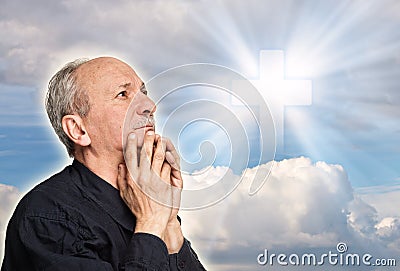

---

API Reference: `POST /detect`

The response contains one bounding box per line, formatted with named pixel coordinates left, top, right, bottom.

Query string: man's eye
left=117, top=91, right=127, bottom=97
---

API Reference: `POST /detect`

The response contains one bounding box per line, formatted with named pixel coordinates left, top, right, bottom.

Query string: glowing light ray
left=188, top=2, right=259, bottom=75
left=182, top=1, right=399, bottom=189
left=285, top=1, right=397, bottom=78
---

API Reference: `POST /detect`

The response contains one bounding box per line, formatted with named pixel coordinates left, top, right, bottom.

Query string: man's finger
left=152, top=137, right=167, bottom=175
left=163, top=138, right=182, bottom=186
left=140, top=131, right=155, bottom=169
left=165, top=151, right=177, bottom=168
left=160, top=162, right=172, bottom=184
left=125, top=133, right=139, bottom=171
left=171, top=185, right=182, bottom=209
left=117, top=164, right=128, bottom=192
left=164, top=138, right=180, bottom=170
left=171, top=175, right=183, bottom=189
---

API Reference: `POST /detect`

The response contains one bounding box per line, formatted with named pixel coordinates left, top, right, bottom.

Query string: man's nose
left=137, top=94, right=156, bottom=116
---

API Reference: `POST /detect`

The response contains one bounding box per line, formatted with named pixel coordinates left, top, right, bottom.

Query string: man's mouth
left=131, top=117, right=155, bottom=131
left=135, top=124, right=155, bottom=131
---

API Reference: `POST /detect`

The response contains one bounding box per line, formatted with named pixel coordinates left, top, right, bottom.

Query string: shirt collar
left=71, top=159, right=136, bottom=231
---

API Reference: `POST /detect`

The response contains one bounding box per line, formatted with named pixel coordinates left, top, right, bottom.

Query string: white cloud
left=0, top=183, right=21, bottom=262
left=0, top=18, right=53, bottom=85
left=183, top=166, right=231, bottom=190
left=355, top=185, right=400, bottom=252
left=356, top=185, right=400, bottom=218
left=374, top=216, right=400, bottom=255
left=0, top=0, right=195, bottom=86
left=180, top=157, right=400, bottom=269
left=1, top=159, right=398, bottom=270
left=375, top=217, right=400, bottom=239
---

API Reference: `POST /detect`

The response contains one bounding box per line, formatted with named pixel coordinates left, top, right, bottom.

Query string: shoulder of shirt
left=13, top=164, right=83, bottom=219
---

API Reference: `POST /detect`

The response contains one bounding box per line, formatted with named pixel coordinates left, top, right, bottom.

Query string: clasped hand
left=117, top=131, right=183, bottom=253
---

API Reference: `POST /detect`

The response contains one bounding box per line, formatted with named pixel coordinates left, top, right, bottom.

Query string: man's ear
left=62, top=115, right=91, bottom=147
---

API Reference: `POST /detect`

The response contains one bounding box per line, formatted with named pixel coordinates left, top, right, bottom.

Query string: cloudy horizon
left=2, top=157, right=399, bottom=269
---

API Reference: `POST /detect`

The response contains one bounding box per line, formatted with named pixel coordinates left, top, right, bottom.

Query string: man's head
left=46, top=57, right=156, bottom=162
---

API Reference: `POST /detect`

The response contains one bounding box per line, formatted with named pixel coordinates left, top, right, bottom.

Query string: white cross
left=234, top=50, right=312, bottom=151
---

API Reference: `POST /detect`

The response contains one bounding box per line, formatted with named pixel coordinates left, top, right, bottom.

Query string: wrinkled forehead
left=75, top=57, right=142, bottom=93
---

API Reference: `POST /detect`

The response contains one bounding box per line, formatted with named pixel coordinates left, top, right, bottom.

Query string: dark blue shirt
left=2, top=160, right=206, bottom=270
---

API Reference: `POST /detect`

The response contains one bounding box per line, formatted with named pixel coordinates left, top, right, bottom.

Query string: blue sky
left=1, top=0, right=400, bottom=269
left=0, top=0, right=399, bottom=190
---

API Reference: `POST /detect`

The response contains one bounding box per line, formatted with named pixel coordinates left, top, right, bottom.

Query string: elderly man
left=2, top=57, right=206, bottom=270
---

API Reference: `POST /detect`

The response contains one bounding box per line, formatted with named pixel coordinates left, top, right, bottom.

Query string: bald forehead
left=75, top=57, right=142, bottom=90
left=78, top=57, right=131, bottom=73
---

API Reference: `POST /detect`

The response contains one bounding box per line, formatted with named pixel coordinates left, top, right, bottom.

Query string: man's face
left=75, top=57, right=156, bottom=161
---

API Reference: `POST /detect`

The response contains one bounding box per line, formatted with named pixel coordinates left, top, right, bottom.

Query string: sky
left=1, top=0, right=400, bottom=269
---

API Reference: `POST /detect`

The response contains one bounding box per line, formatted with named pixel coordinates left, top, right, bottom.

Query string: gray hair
left=45, top=58, right=90, bottom=157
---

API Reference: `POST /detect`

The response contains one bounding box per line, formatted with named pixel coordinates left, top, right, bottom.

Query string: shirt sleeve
left=168, top=239, right=207, bottom=271
left=2, top=213, right=114, bottom=271
left=121, top=233, right=169, bottom=270
left=2, top=214, right=169, bottom=271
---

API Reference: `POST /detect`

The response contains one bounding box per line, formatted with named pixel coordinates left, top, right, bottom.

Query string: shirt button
left=178, top=260, right=185, bottom=269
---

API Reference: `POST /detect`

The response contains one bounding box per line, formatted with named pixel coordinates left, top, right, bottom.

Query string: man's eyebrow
left=118, top=82, right=131, bottom=89
left=117, top=82, right=146, bottom=94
